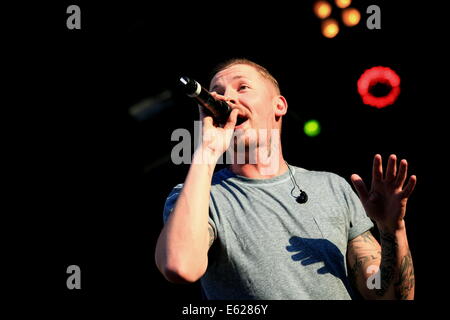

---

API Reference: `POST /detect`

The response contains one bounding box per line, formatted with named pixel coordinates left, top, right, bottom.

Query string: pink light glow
left=357, top=66, right=401, bottom=109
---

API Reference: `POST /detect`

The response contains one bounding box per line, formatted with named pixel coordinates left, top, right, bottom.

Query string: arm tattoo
left=348, top=231, right=381, bottom=295
left=359, top=230, right=376, bottom=244
left=348, top=230, right=414, bottom=299
left=348, top=230, right=378, bottom=251
left=394, top=250, right=415, bottom=299
left=208, top=224, right=215, bottom=248
left=348, top=255, right=376, bottom=295
left=376, top=230, right=398, bottom=297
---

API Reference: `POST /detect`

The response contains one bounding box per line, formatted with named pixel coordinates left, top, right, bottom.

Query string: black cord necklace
left=286, top=162, right=308, bottom=204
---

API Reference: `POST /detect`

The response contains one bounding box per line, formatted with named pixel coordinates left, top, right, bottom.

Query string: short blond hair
left=210, top=58, right=281, bottom=95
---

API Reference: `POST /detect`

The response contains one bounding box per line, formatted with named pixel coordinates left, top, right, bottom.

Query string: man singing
left=155, top=58, right=416, bottom=300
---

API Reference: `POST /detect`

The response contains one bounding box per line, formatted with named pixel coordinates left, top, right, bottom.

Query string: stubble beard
left=229, top=128, right=277, bottom=165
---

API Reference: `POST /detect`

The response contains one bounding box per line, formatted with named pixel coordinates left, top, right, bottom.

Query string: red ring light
left=357, top=66, right=401, bottom=109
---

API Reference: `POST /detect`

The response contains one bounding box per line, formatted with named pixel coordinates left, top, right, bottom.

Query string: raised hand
left=350, top=154, right=417, bottom=232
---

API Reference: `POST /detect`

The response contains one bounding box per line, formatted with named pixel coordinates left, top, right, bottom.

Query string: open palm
left=351, top=154, right=417, bottom=231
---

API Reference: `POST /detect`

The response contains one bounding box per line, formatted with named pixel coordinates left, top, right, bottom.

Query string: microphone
left=179, top=76, right=231, bottom=124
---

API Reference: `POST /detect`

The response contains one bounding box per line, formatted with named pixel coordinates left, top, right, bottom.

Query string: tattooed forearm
left=376, top=230, right=398, bottom=297
left=394, top=250, right=415, bottom=299
left=349, top=231, right=376, bottom=247
left=359, top=230, right=377, bottom=244
left=348, top=229, right=414, bottom=299
left=347, top=231, right=382, bottom=298
left=349, top=254, right=377, bottom=291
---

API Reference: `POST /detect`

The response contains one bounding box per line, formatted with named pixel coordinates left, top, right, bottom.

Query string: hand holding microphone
left=179, top=76, right=233, bottom=125
left=179, top=76, right=239, bottom=162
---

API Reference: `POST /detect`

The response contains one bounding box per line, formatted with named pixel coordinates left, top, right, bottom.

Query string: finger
left=198, top=104, right=216, bottom=121
left=210, top=91, right=227, bottom=101
left=395, top=159, right=408, bottom=189
left=401, top=175, right=417, bottom=199
left=288, top=237, right=303, bottom=247
left=286, top=245, right=301, bottom=252
left=351, top=174, right=369, bottom=203
left=385, top=154, right=397, bottom=182
left=223, top=109, right=239, bottom=131
left=198, top=104, right=206, bottom=121
left=292, top=251, right=311, bottom=261
left=371, top=154, right=383, bottom=190
left=202, top=115, right=214, bottom=129
left=301, top=256, right=321, bottom=266
left=198, top=103, right=215, bottom=128
left=317, top=266, right=328, bottom=274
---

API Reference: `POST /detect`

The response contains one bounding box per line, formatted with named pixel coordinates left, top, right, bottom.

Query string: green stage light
left=304, top=120, right=321, bottom=137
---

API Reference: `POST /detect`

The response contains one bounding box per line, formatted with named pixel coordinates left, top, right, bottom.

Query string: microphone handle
left=180, top=77, right=231, bottom=124
left=195, top=90, right=231, bottom=124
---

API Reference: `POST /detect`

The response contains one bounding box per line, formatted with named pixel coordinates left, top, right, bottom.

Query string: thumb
left=223, top=109, right=239, bottom=131
left=351, top=174, right=369, bottom=203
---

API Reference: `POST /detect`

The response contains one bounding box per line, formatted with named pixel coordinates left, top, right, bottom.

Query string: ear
left=273, top=95, right=288, bottom=117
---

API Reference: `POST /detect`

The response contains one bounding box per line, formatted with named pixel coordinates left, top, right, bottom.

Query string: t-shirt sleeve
left=340, top=178, right=374, bottom=241
left=162, top=184, right=184, bottom=224
left=162, top=184, right=218, bottom=240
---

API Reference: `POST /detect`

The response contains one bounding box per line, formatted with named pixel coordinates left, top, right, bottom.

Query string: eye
left=238, top=84, right=250, bottom=91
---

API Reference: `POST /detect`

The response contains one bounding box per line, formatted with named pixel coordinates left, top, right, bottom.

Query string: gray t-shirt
left=162, top=165, right=373, bottom=300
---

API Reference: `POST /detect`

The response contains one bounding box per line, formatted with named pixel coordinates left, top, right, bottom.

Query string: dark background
left=9, top=0, right=447, bottom=313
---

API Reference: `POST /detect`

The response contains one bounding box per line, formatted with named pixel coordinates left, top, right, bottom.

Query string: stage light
left=335, top=0, right=351, bottom=9
left=342, top=8, right=360, bottom=26
left=313, top=1, right=332, bottom=19
left=128, top=90, right=174, bottom=120
left=357, top=66, right=401, bottom=109
left=304, top=120, right=321, bottom=137
left=321, top=19, right=339, bottom=38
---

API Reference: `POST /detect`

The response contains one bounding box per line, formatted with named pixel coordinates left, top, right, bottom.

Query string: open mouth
left=235, top=115, right=249, bottom=127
